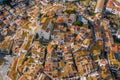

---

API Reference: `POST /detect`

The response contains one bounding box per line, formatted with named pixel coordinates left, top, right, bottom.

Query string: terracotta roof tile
left=106, top=0, right=120, bottom=12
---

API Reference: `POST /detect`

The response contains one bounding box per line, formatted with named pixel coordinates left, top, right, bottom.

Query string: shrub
left=64, top=10, right=76, bottom=14
left=74, top=20, right=83, bottom=26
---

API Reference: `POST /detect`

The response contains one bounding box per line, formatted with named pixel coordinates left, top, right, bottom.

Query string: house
left=95, top=0, right=105, bottom=13
left=20, top=33, right=34, bottom=53
left=106, top=0, right=120, bottom=16
left=12, top=30, right=27, bottom=54
left=0, top=36, right=13, bottom=54
left=82, top=39, right=90, bottom=48
left=55, top=7, right=64, bottom=16
left=31, top=41, right=45, bottom=63
left=112, top=44, right=119, bottom=52
left=69, top=14, right=76, bottom=23
left=116, top=29, right=120, bottom=39
left=40, top=0, right=48, bottom=6
left=98, top=59, right=108, bottom=66
left=7, top=57, right=18, bottom=80
left=56, top=15, right=68, bottom=24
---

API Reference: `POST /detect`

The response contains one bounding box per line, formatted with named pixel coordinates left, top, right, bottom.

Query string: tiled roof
left=106, top=0, right=120, bottom=12
left=112, top=44, right=119, bottom=51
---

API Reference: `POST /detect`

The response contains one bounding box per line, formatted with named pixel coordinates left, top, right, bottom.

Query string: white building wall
left=95, top=8, right=102, bottom=13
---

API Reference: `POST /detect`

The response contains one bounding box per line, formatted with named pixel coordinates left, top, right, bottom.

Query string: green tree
left=74, top=20, right=83, bottom=26
left=64, top=10, right=76, bottom=14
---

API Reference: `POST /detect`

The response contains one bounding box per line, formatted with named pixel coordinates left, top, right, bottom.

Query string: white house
left=116, top=29, right=120, bottom=39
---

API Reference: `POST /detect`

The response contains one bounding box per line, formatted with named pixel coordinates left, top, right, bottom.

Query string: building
left=116, top=29, right=120, bottom=39
left=69, top=14, right=77, bottom=24
left=95, top=0, right=105, bottom=13
left=112, top=44, right=119, bottom=52
left=106, top=0, right=120, bottom=16
left=20, top=33, right=34, bottom=53
left=0, top=36, right=13, bottom=54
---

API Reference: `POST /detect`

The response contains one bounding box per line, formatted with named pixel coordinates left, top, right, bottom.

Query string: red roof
left=106, top=0, right=120, bottom=12
left=112, top=44, right=119, bottom=51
